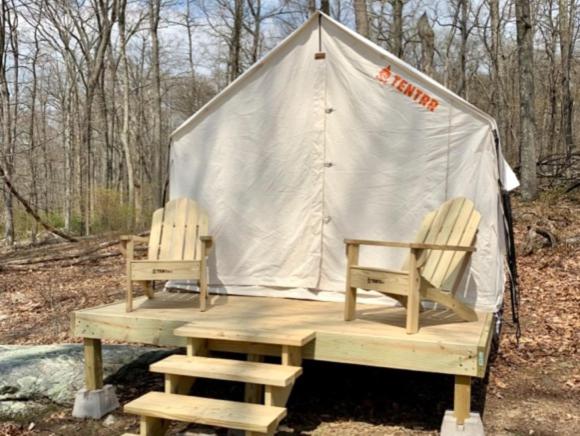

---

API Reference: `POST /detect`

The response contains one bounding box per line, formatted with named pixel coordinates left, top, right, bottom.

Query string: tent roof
left=171, top=11, right=497, bottom=140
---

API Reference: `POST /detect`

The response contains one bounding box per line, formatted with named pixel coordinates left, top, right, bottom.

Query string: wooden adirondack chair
left=120, top=197, right=213, bottom=313
left=344, top=197, right=480, bottom=334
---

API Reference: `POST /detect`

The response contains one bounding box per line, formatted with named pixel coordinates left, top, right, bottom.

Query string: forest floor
left=0, top=191, right=578, bottom=435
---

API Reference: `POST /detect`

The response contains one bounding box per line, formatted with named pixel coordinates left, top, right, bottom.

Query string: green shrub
left=92, top=188, right=134, bottom=234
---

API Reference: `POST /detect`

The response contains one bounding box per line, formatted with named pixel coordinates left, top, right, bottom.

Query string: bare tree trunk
left=119, top=0, right=135, bottom=228
left=417, top=12, right=434, bottom=76
left=28, top=9, right=41, bottom=243
left=489, top=0, right=503, bottom=127
left=559, top=0, right=575, bottom=160
left=247, top=0, right=262, bottom=63
left=320, top=0, right=330, bottom=15
left=515, top=0, right=538, bottom=200
left=353, top=0, right=369, bottom=38
left=390, top=0, right=404, bottom=58
left=457, top=0, right=469, bottom=98
left=308, top=0, right=316, bottom=15
left=0, top=1, right=15, bottom=245
left=537, top=0, right=558, bottom=158
left=229, top=0, right=244, bottom=83
left=186, top=0, right=195, bottom=74
left=63, top=86, right=74, bottom=231
left=149, top=0, right=163, bottom=206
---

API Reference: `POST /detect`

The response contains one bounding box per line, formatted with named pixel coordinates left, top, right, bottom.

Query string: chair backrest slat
left=183, top=200, right=200, bottom=260
left=148, top=208, right=164, bottom=260
left=412, top=198, right=480, bottom=289
left=195, top=210, right=209, bottom=260
left=148, top=198, right=207, bottom=261
left=420, top=198, right=465, bottom=282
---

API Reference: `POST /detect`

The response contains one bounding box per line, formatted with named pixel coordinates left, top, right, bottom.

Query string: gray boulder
left=0, top=344, right=173, bottom=410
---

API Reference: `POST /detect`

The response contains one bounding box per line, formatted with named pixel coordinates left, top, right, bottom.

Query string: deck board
left=72, top=292, right=493, bottom=377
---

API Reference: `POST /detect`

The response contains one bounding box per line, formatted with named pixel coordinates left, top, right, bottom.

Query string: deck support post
left=264, top=385, right=293, bottom=408
left=281, top=345, right=302, bottom=366
left=140, top=416, right=166, bottom=436
left=453, top=375, right=471, bottom=425
left=72, top=338, right=119, bottom=419
left=244, top=354, right=264, bottom=404
left=84, top=338, right=103, bottom=390
left=186, top=338, right=208, bottom=357
left=441, top=375, right=483, bottom=436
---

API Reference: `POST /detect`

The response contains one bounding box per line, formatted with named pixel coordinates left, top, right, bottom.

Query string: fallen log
left=2, top=233, right=149, bottom=268
left=0, top=163, right=78, bottom=243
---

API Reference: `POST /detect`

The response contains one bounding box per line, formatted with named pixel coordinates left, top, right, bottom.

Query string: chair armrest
left=344, top=239, right=475, bottom=252
left=200, top=235, right=213, bottom=252
left=119, top=235, right=149, bottom=261
left=120, top=235, right=149, bottom=244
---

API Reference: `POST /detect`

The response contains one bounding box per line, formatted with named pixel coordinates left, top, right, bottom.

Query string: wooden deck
left=72, top=292, right=493, bottom=378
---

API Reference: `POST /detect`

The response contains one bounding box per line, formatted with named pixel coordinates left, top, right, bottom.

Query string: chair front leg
left=125, top=240, right=134, bottom=313
left=199, top=242, right=210, bottom=312
left=344, top=243, right=360, bottom=321
left=406, top=248, right=422, bottom=334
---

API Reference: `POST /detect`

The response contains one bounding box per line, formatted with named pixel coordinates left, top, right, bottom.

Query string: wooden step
left=124, top=392, right=286, bottom=434
left=174, top=324, right=316, bottom=346
left=151, top=355, right=302, bottom=386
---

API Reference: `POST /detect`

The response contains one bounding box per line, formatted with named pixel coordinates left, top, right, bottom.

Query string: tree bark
left=390, top=0, right=404, bottom=58
left=353, top=0, right=369, bottom=38
left=0, top=1, right=16, bottom=245
left=229, top=0, right=244, bottom=83
left=515, top=0, right=538, bottom=200
left=149, top=0, right=164, bottom=206
left=457, top=0, right=469, bottom=98
left=417, top=12, right=434, bottom=76
left=119, top=0, right=135, bottom=228
left=558, top=0, right=575, bottom=160
left=308, top=0, right=316, bottom=15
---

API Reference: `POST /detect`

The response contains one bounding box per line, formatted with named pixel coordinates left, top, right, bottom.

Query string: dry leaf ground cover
left=0, top=191, right=578, bottom=435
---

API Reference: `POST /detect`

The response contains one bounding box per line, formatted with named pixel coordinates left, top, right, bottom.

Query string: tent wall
left=170, top=14, right=510, bottom=311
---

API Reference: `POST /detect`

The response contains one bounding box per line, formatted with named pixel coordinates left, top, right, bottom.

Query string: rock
left=103, top=413, right=117, bottom=426
left=0, top=400, right=45, bottom=418
left=180, top=429, right=218, bottom=436
left=0, top=345, right=174, bottom=409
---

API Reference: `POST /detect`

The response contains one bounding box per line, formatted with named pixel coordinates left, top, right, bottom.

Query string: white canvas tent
left=169, top=12, right=518, bottom=312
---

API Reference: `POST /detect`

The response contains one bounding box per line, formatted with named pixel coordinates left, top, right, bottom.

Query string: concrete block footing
left=72, top=385, right=119, bottom=419
left=440, top=410, right=485, bottom=436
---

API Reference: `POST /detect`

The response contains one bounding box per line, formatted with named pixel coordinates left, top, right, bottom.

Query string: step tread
left=174, top=324, right=316, bottom=346
left=124, top=392, right=286, bottom=433
left=151, top=355, right=302, bottom=386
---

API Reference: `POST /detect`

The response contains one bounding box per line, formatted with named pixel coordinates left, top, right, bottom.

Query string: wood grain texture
left=73, top=293, right=492, bottom=376
left=343, top=197, right=481, bottom=333
left=174, top=325, right=316, bottom=347
left=150, top=355, right=302, bottom=387
left=124, top=392, right=286, bottom=433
